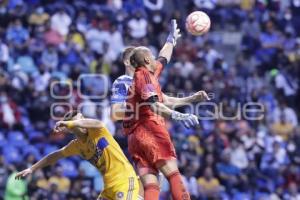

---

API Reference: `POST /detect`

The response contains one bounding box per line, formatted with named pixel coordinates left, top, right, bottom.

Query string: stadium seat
left=254, top=192, right=269, bottom=200
left=7, top=131, right=28, bottom=148
left=16, top=56, right=37, bottom=74
left=79, top=160, right=99, bottom=178
left=20, top=116, right=31, bottom=127
left=43, top=144, right=58, bottom=155
left=22, top=145, right=41, bottom=160
left=0, top=132, right=7, bottom=148
left=93, top=173, right=104, bottom=192
left=27, top=130, right=44, bottom=141
left=4, top=146, right=22, bottom=163
left=220, top=192, right=230, bottom=200
left=68, top=155, right=81, bottom=164
left=51, top=71, right=67, bottom=80
left=233, top=192, right=251, bottom=200
left=24, top=124, right=35, bottom=136
left=58, top=159, right=78, bottom=178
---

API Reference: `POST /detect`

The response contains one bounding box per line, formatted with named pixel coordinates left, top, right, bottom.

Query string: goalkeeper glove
left=166, top=19, right=182, bottom=46
left=171, top=111, right=199, bottom=128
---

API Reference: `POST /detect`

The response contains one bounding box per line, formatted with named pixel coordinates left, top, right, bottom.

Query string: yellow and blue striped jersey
left=61, top=126, right=137, bottom=188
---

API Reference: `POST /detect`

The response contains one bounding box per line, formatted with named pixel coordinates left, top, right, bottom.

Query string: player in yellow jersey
left=15, top=110, right=140, bottom=200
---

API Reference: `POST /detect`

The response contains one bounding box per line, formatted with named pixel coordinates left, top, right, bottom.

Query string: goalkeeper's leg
left=158, top=159, right=191, bottom=200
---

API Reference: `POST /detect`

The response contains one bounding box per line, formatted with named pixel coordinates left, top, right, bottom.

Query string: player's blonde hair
left=122, top=46, right=135, bottom=61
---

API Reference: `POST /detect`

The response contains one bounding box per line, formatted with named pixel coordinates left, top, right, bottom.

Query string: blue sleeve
left=111, top=81, right=128, bottom=104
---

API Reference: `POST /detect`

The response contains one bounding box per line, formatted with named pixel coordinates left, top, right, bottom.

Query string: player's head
left=129, top=46, right=156, bottom=72
left=63, top=110, right=84, bottom=121
left=122, top=46, right=135, bottom=75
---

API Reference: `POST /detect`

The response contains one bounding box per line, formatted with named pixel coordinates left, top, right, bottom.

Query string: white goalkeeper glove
left=171, top=111, right=199, bottom=128
left=166, top=19, right=182, bottom=46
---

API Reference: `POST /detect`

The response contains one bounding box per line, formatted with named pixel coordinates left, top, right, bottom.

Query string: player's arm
left=149, top=97, right=199, bottom=128
left=55, top=119, right=104, bottom=131
left=162, top=90, right=210, bottom=108
left=15, top=150, right=65, bottom=180
left=158, top=19, right=181, bottom=63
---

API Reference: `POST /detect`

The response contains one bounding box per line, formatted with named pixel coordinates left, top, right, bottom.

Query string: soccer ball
left=186, top=11, right=211, bottom=36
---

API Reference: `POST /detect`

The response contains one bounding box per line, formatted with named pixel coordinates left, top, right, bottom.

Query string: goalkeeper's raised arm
left=158, top=19, right=181, bottom=63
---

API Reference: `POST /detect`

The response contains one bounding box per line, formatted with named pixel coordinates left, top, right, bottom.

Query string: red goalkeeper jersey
left=123, top=58, right=166, bottom=135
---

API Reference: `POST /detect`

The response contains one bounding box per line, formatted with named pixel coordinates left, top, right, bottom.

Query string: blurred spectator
left=144, top=0, right=164, bottom=11
left=241, top=13, right=260, bottom=39
left=34, top=170, right=49, bottom=190
left=287, top=127, right=300, bottom=165
left=270, top=187, right=284, bottom=200
left=261, top=141, right=288, bottom=174
left=50, top=8, right=71, bottom=37
left=275, top=68, right=298, bottom=105
left=67, top=180, right=87, bottom=199
left=106, top=24, right=124, bottom=61
left=127, top=10, right=148, bottom=39
left=202, top=42, right=221, bottom=70
left=283, top=164, right=300, bottom=188
left=193, top=0, right=217, bottom=10
left=43, top=24, right=64, bottom=46
left=5, top=171, right=28, bottom=200
left=257, top=21, right=282, bottom=66
left=28, top=6, right=49, bottom=26
left=85, top=21, right=110, bottom=54
left=0, top=38, right=9, bottom=67
left=0, top=91, right=21, bottom=128
left=272, top=100, right=298, bottom=127
left=41, top=45, right=59, bottom=70
left=9, top=2, right=27, bottom=20
left=198, top=167, right=221, bottom=199
left=244, top=160, right=267, bottom=192
left=174, top=54, right=195, bottom=78
left=46, top=183, right=65, bottom=199
left=229, top=139, right=249, bottom=169
left=75, top=11, right=89, bottom=33
left=241, top=129, right=264, bottom=162
left=59, top=35, right=82, bottom=67
left=0, top=156, right=8, bottom=198
left=217, top=151, right=241, bottom=191
left=246, top=71, right=264, bottom=94
left=69, top=26, right=85, bottom=51
left=179, top=135, right=202, bottom=171
left=6, top=19, right=29, bottom=50
left=90, top=53, right=111, bottom=74
left=28, top=29, right=46, bottom=56
left=271, top=114, right=294, bottom=140
left=283, top=182, right=300, bottom=200
left=34, top=66, right=51, bottom=92
left=48, top=166, right=70, bottom=193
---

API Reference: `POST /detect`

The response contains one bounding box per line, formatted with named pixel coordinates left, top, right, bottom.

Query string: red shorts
left=128, top=120, right=176, bottom=176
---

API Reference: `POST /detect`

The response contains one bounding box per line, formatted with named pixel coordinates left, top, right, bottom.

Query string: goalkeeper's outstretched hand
left=167, top=19, right=182, bottom=46
left=171, top=111, right=199, bottom=128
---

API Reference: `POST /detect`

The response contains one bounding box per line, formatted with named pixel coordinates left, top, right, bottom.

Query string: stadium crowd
left=0, top=0, right=300, bottom=199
